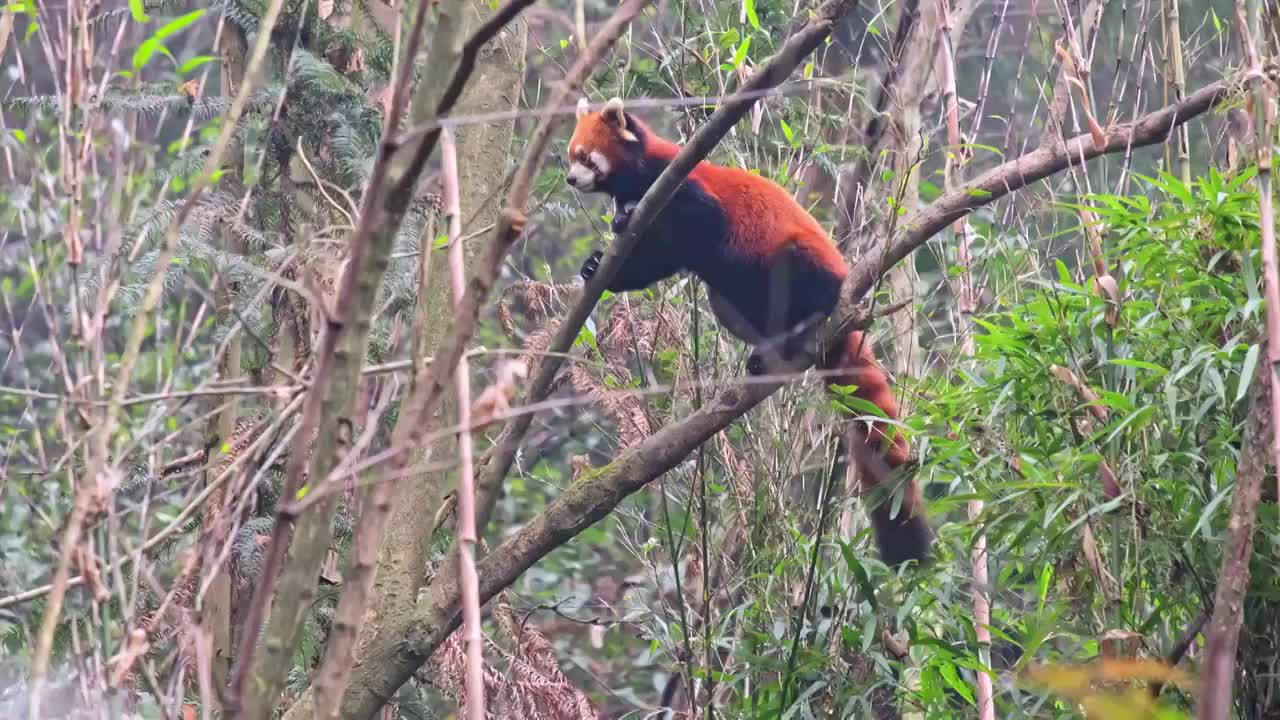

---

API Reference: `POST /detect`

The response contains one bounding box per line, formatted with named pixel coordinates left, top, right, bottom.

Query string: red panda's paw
left=746, top=351, right=767, bottom=377
left=580, top=250, right=603, bottom=281
left=610, top=206, right=633, bottom=234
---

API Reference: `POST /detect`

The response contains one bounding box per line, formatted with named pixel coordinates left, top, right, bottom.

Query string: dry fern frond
left=569, top=365, right=651, bottom=449
left=427, top=602, right=601, bottom=719
left=494, top=604, right=602, bottom=720
left=716, top=432, right=754, bottom=505
left=520, top=319, right=560, bottom=370
left=497, top=280, right=576, bottom=342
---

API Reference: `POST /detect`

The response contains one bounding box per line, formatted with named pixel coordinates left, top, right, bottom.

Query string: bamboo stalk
left=441, top=125, right=487, bottom=720
left=938, top=0, right=994, bottom=716
left=1166, top=0, right=1192, bottom=185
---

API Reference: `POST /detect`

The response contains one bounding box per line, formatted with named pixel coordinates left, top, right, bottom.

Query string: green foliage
left=885, top=169, right=1272, bottom=718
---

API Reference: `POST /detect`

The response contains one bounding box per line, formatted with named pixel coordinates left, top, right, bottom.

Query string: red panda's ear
left=576, top=97, right=590, bottom=120
left=602, top=96, right=640, bottom=143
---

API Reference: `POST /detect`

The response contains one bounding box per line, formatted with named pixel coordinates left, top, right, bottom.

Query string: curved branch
left=1196, top=350, right=1271, bottom=720
left=866, top=76, right=1233, bottom=287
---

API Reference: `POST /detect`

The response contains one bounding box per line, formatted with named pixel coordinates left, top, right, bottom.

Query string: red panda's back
left=693, top=163, right=848, bottom=278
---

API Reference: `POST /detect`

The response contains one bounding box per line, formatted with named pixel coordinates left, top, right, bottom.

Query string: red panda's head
left=565, top=96, right=641, bottom=193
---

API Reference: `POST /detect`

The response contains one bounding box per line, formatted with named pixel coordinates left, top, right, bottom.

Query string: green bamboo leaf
left=779, top=118, right=794, bottom=145
left=154, top=9, right=205, bottom=39
left=732, top=37, right=750, bottom=68
left=1236, top=343, right=1260, bottom=401
left=178, top=54, right=216, bottom=74
left=939, top=663, right=976, bottom=705
left=132, top=37, right=174, bottom=71
left=128, top=0, right=149, bottom=23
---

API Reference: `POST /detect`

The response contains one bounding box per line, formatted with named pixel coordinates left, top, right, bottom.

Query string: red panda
left=566, top=97, right=932, bottom=567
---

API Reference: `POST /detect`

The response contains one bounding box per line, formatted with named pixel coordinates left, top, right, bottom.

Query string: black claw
left=746, top=352, right=767, bottom=376
left=610, top=208, right=632, bottom=234
left=580, top=250, right=603, bottom=281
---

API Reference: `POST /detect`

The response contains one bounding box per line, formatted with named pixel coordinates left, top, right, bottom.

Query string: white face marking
left=588, top=150, right=610, bottom=176
left=568, top=161, right=598, bottom=191
left=566, top=149, right=612, bottom=193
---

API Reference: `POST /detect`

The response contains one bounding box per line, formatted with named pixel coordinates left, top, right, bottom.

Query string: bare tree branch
left=861, top=76, right=1234, bottom=294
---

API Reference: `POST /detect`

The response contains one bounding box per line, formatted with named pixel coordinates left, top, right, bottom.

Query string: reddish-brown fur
left=570, top=113, right=848, bottom=275
left=568, top=101, right=931, bottom=565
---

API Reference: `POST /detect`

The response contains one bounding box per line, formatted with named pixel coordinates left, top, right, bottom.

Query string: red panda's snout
left=565, top=146, right=610, bottom=192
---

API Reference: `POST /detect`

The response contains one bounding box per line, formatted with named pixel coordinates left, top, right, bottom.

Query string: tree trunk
left=201, top=20, right=249, bottom=712
left=362, top=0, right=527, bottom=652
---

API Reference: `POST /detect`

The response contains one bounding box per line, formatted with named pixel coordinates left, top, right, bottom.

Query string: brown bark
left=200, top=20, right=249, bottom=704
left=1195, top=355, right=1272, bottom=720
left=367, top=0, right=527, bottom=639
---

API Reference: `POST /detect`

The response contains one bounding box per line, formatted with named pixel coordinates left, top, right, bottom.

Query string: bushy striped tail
left=824, top=331, right=933, bottom=567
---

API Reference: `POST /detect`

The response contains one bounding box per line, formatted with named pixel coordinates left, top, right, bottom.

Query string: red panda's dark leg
left=580, top=243, right=685, bottom=292
left=582, top=181, right=722, bottom=293
left=741, top=245, right=845, bottom=376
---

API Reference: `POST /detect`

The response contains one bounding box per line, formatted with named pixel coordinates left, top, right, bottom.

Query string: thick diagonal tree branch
left=296, top=40, right=1234, bottom=720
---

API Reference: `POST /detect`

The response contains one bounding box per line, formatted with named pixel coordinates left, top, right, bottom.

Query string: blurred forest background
left=1, top=0, right=1278, bottom=717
